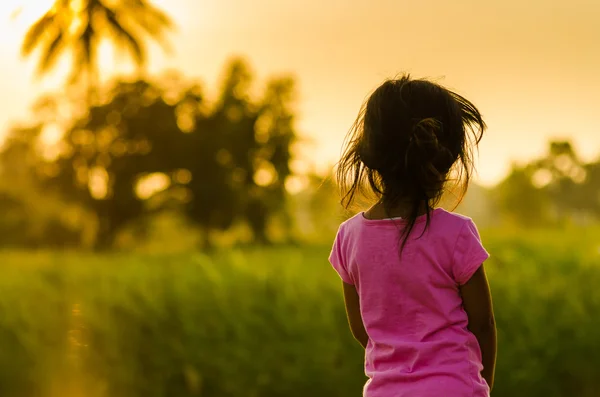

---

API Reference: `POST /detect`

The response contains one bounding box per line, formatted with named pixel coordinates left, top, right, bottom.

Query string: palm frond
left=21, top=13, right=57, bottom=57
left=38, top=30, right=66, bottom=75
left=104, top=9, right=145, bottom=66
left=120, top=0, right=174, bottom=49
left=22, top=0, right=173, bottom=85
left=125, top=0, right=174, bottom=28
left=68, top=43, right=89, bottom=86
left=81, top=24, right=95, bottom=73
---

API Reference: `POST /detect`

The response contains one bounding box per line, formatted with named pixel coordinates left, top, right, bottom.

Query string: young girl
left=330, top=75, right=496, bottom=396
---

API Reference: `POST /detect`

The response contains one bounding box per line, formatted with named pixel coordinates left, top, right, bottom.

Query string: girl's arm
left=342, top=282, right=369, bottom=348
left=460, top=265, right=497, bottom=390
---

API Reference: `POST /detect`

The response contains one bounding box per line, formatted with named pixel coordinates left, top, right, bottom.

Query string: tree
left=529, top=141, right=591, bottom=222
left=242, top=75, right=298, bottom=244
left=1, top=59, right=298, bottom=249
left=182, top=59, right=299, bottom=246
left=494, top=164, right=553, bottom=227
left=494, top=140, right=599, bottom=227
left=0, top=57, right=299, bottom=250
left=0, top=124, right=86, bottom=247
left=44, top=78, right=190, bottom=249
left=21, top=0, right=173, bottom=94
left=287, top=170, right=346, bottom=243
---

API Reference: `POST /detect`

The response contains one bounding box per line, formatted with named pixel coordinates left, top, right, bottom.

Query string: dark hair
left=336, top=74, right=486, bottom=250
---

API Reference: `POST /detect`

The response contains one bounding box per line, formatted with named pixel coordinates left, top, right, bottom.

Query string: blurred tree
left=182, top=59, right=298, bottom=246
left=529, top=141, right=594, bottom=223
left=494, top=140, right=600, bottom=227
left=293, top=171, right=345, bottom=243
left=179, top=60, right=255, bottom=247
left=0, top=124, right=85, bottom=247
left=45, top=79, right=191, bottom=249
left=245, top=76, right=297, bottom=244
left=0, top=59, right=299, bottom=249
left=21, top=0, right=173, bottom=96
left=584, top=160, right=600, bottom=214
left=494, top=165, right=553, bottom=227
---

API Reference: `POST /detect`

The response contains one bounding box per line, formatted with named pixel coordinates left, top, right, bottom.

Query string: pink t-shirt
left=329, top=208, right=490, bottom=397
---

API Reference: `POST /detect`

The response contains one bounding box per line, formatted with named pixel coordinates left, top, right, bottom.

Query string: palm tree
left=21, top=0, right=173, bottom=95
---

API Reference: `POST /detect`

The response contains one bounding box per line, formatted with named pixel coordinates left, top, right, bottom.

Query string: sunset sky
left=0, top=0, right=599, bottom=186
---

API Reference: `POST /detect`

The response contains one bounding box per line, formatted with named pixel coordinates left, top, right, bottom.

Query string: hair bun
left=404, top=118, right=455, bottom=193
left=408, top=118, right=444, bottom=155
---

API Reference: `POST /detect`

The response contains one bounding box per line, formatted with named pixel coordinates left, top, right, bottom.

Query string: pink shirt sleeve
left=452, top=219, right=490, bottom=285
left=329, top=225, right=354, bottom=285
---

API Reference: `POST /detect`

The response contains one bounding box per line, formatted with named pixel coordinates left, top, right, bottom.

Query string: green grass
left=1, top=229, right=599, bottom=397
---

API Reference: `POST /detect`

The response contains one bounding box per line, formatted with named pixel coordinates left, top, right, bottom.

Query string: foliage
left=1, top=230, right=599, bottom=397
left=0, top=125, right=88, bottom=247
left=21, top=0, right=173, bottom=88
left=288, top=171, right=348, bottom=243
left=0, top=59, right=298, bottom=249
left=493, top=141, right=600, bottom=227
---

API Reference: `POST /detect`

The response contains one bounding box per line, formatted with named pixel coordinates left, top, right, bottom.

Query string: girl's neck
left=364, top=200, right=428, bottom=220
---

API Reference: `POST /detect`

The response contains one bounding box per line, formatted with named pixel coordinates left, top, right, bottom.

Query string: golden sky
left=1, top=0, right=599, bottom=186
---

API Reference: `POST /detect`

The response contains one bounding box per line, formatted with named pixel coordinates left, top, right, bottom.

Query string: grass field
left=1, top=228, right=599, bottom=397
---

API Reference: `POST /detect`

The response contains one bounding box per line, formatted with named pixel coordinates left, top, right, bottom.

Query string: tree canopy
left=0, top=58, right=298, bottom=249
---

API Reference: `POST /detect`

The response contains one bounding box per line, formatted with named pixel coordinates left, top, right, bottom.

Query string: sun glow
left=0, top=0, right=56, bottom=32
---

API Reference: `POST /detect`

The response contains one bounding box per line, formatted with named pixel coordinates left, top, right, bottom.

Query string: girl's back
left=330, top=208, right=490, bottom=396
left=330, top=75, right=496, bottom=396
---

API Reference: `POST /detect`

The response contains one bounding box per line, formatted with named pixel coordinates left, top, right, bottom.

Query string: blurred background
left=0, top=1, right=599, bottom=396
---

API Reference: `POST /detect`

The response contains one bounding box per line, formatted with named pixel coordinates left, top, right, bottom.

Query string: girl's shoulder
left=335, top=211, right=366, bottom=231
left=428, top=209, right=483, bottom=243
left=434, top=208, right=479, bottom=228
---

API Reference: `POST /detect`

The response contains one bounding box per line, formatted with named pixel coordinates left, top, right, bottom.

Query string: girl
left=330, top=75, right=496, bottom=396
